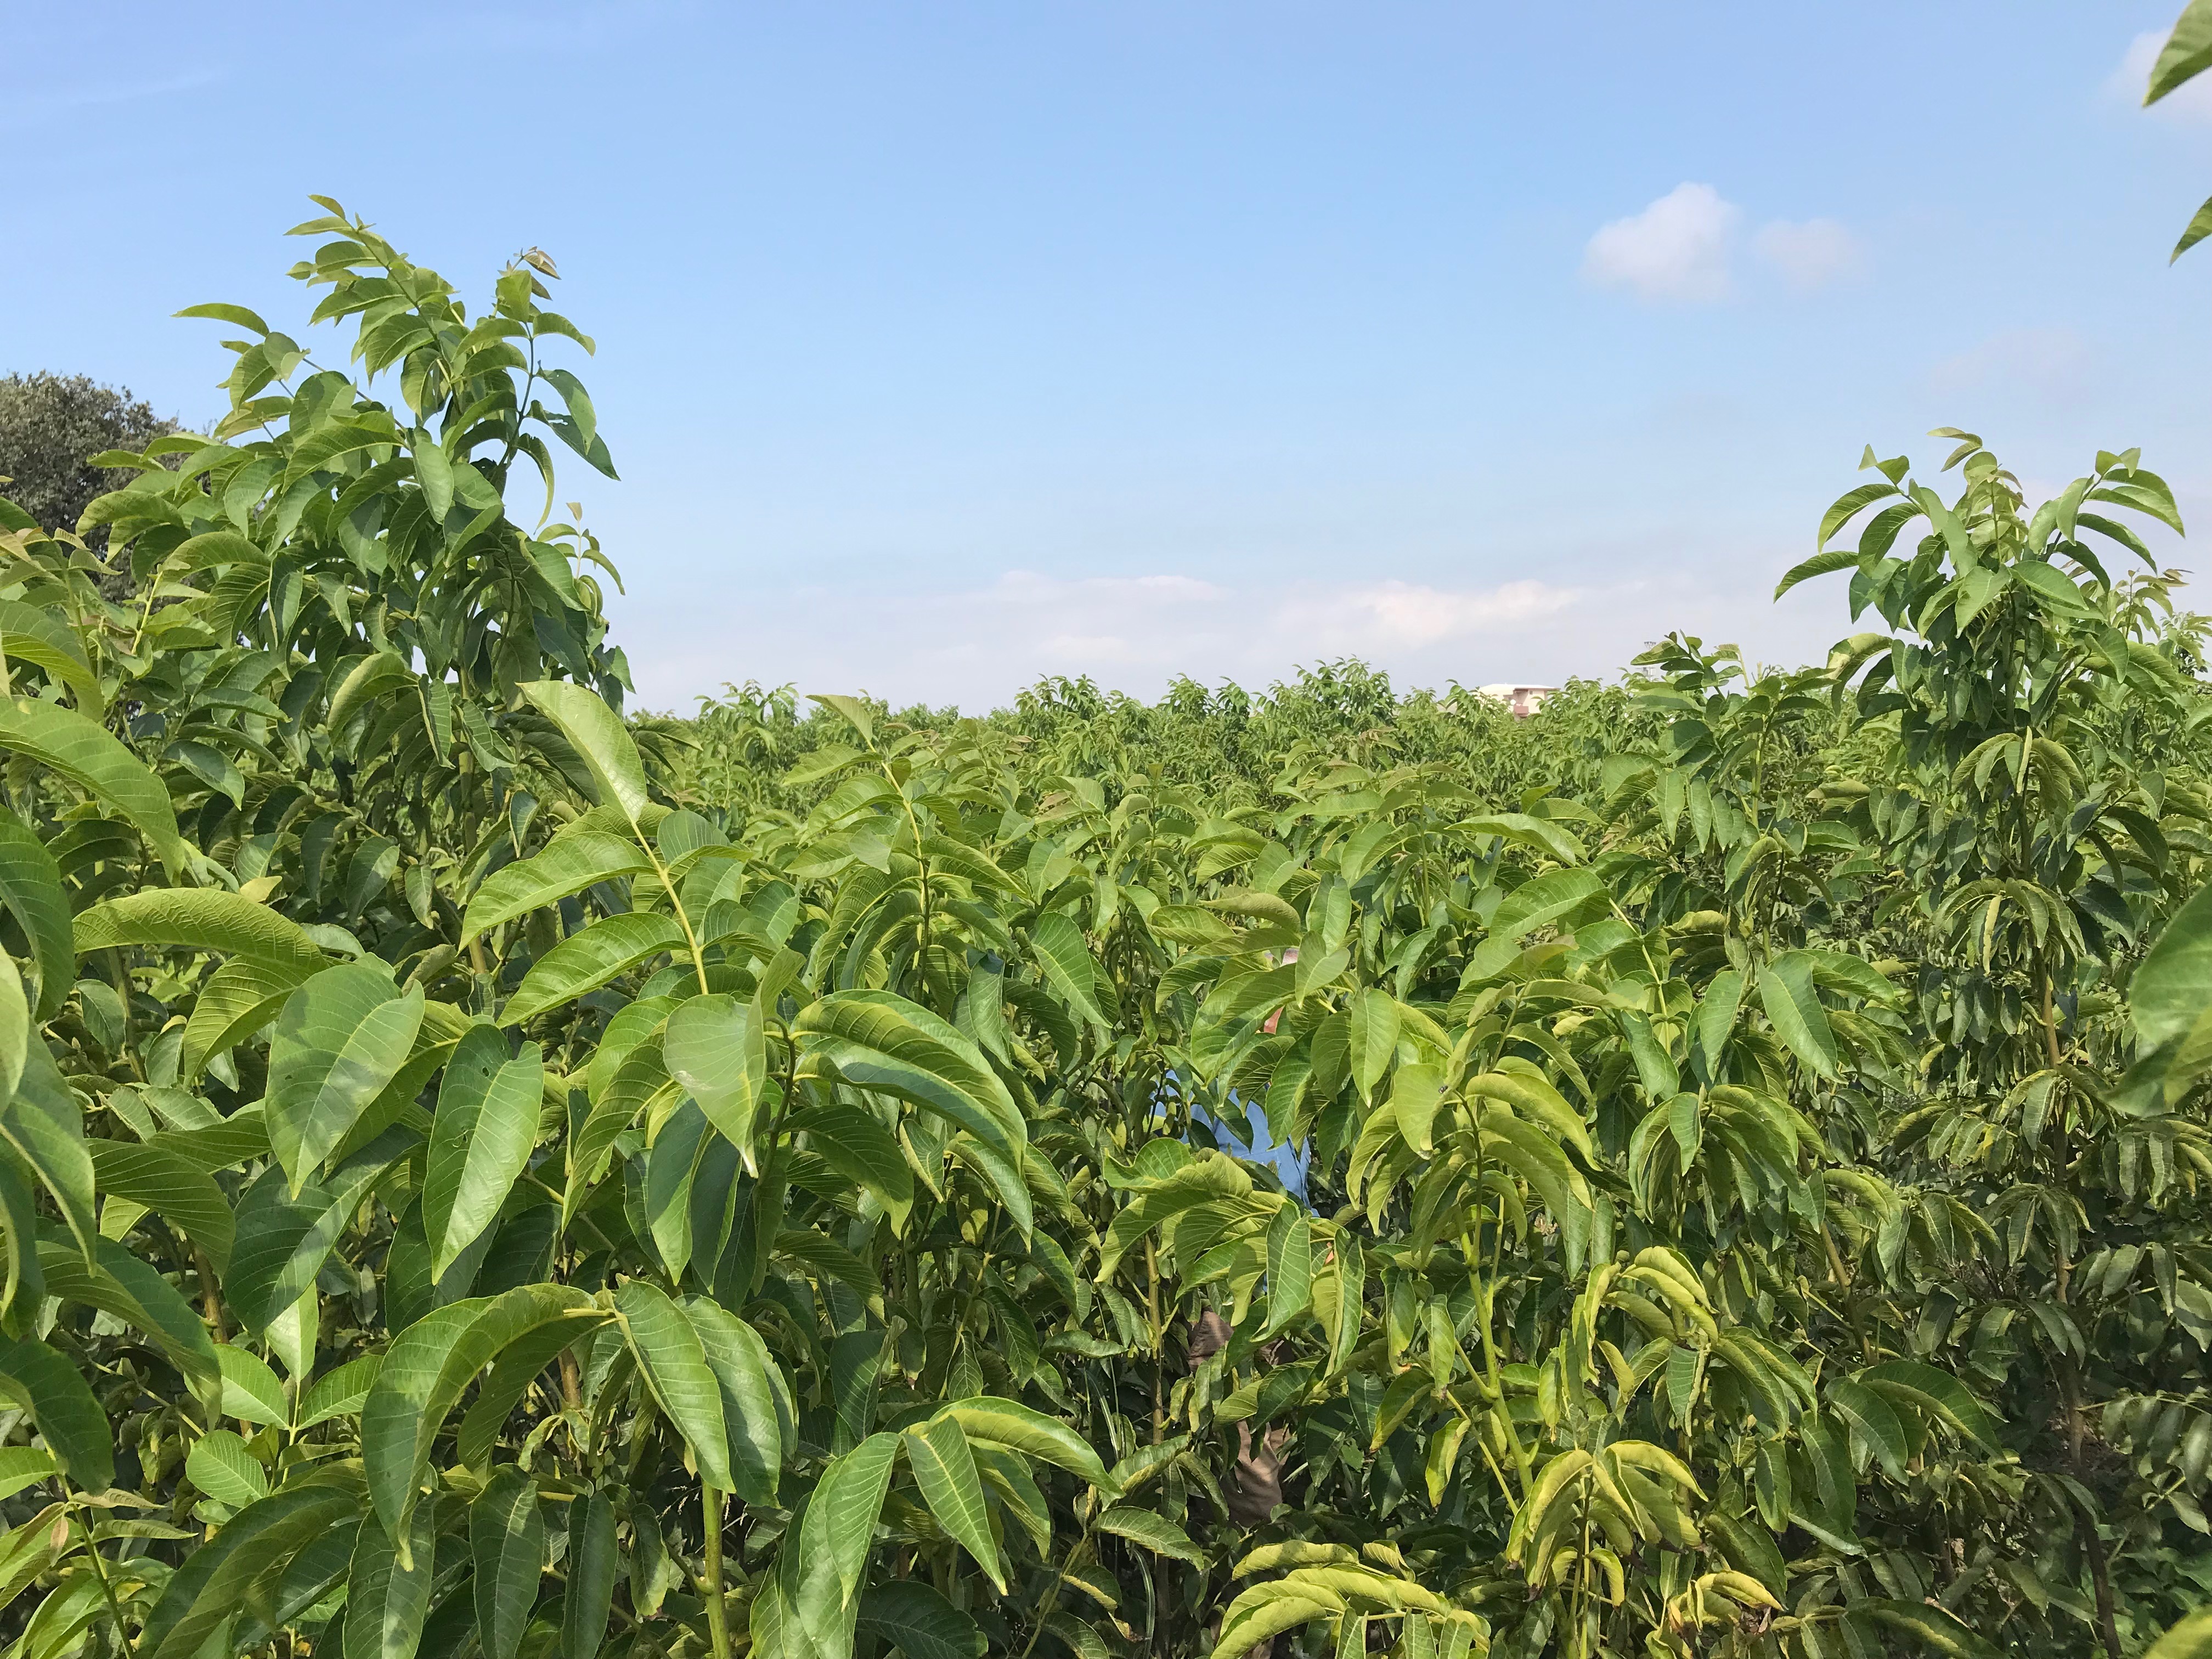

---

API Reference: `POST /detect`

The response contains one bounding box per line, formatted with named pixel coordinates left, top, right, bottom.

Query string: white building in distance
left=1476, top=684, right=1557, bottom=719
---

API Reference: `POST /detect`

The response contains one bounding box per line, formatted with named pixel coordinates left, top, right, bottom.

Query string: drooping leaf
left=344, top=1494, right=438, bottom=1659
left=0, top=697, right=191, bottom=877
left=902, top=1414, right=1003, bottom=1590
left=794, top=990, right=1026, bottom=1155
left=664, top=993, right=769, bottom=1166
left=1097, top=1506, right=1206, bottom=1565
left=423, top=1026, right=543, bottom=1279
left=0, top=1335, right=110, bottom=1489
left=266, top=962, right=425, bottom=1194
left=0, top=809, right=71, bottom=1019
left=615, top=1280, right=735, bottom=1492
left=499, top=913, right=687, bottom=1028
left=472, top=1466, right=545, bottom=1659
left=461, top=832, right=654, bottom=940
left=1758, top=955, right=1838, bottom=1080
left=517, top=682, right=653, bottom=829
left=562, top=1488, right=619, bottom=1659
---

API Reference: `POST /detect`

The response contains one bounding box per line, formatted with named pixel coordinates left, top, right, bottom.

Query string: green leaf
left=74, top=889, right=327, bottom=972
left=461, top=832, right=653, bottom=939
left=2149, top=1611, right=2212, bottom=1659
left=615, top=1281, right=735, bottom=1492
left=266, top=963, right=425, bottom=1194
left=0, top=809, right=70, bottom=1019
left=810, top=693, right=878, bottom=745
left=362, top=1284, right=610, bottom=1556
left=854, top=1582, right=985, bottom=1659
left=1694, top=968, right=1744, bottom=1074
left=472, top=1466, right=545, bottom=1659
left=1844, top=1599, right=1997, bottom=1659
left=1460, top=813, right=1585, bottom=866
left=517, top=682, right=652, bottom=830
left=1858, top=1359, right=2001, bottom=1447
left=1347, top=988, right=1400, bottom=1100
left=1096, top=1505, right=1206, bottom=1565
left=423, top=1026, right=543, bottom=1279
left=1490, top=867, right=1604, bottom=944
left=686, top=1296, right=787, bottom=1506
left=0, top=1336, right=110, bottom=1489
left=562, top=1488, right=618, bottom=1659
left=1029, top=912, right=1108, bottom=1029
left=217, top=1344, right=287, bottom=1426
left=38, top=1234, right=219, bottom=1405
left=180, top=956, right=319, bottom=1082
left=499, top=913, right=686, bottom=1028
left=812, top=1430, right=902, bottom=1607
left=2011, top=557, right=2090, bottom=613
left=664, top=994, right=768, bottom=1167
left=225, top=1133, right=410, bottom=1336
left=2174, top=194, right=2212, bottom=264
left=0, top=698, right=191, bottom=877
left=793, top=1102, right=912, bottom=1223
left=168, top=529, right=266, bottom=572
left=176, top=302, right=270, bottom=334
left=0, top=602, right=100, bottom=712
left=936, top=1396, right=1115, bottom=1491
left=1825, top=1380, right=1909, bottom=1480
left=88, top=1141, right=233, bottom=1274
left=0, top=955, right=25, bottom=1110
left=324, top=652, right=417, bottom=743
left=1263, top=1200, right=1313, bottom=1336
left=795, top=990, right=1026, bottom=1156
left=345, top=1494, right=438, bottom=1659
left=138, top=1482, right=362, bottom=1659
left=1773, top=545, right=1869, bottom=600
left=2148, top=0, right=2212, bottom=105
left=0, top=1447, right=51, bottom=1502
left=2, top=1045, right=95, bottom=1260
left=296, top=1354, right=382, bottom=1429
left=185, top=1429, right=268, bottom=1508
left=902, top=1415, right=1003, bottom=1590
left=1757, top=955, right=1838, bottom=1080
left=2135, top=881, right=2212, bottom=1064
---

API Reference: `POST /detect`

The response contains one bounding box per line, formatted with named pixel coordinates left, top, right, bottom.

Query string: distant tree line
left=0, top=371, right=180, bottom=595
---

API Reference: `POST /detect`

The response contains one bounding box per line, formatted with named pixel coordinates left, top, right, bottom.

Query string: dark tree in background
left=0, top=373, right=179, bottom=593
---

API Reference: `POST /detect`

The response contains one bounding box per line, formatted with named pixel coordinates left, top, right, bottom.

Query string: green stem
left=75, top=1499, right=133, bottom=1655
left=701, top=1483, right=731, bottom=1659
left=1016, top=1513, right=1101, bottom=1659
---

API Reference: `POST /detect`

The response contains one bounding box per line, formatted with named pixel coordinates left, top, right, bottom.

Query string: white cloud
left=621, top=568, right=1617, bottom=711
left=1272, top=578, right=1582, bottom=652
left=1582, top=183, right=1741, bottom=303
left=1752, top=217, right=1863, bottom=290
left=2112, top=29, right=2212, bottom=123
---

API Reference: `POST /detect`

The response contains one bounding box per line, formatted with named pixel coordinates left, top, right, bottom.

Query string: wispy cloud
left=1752, top=218, right=1863, bottom=290
left=621, top=565, right=1701, bottom=713
left=1929, top=327, right=2093, bottom=404
left=0, top=69, right=222, bottom=130
left=1582, top=183, right=1741, bottom=303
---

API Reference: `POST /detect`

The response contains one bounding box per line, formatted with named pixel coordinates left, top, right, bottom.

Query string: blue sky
left=9, top=2, right=2212, bottom=712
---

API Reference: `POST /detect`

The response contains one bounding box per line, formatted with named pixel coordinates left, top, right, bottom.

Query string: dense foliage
left=3, top=18, right=2212, bottom=1655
